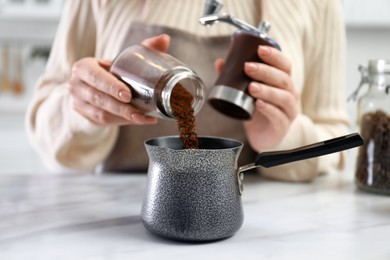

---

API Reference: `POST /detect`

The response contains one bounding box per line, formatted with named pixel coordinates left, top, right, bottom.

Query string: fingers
left=244, top=46, right=299, bottom=102
left=71, top=96, right=157, bottom=126
left=68, top=57, right=157, bottom=126
left=253, top=98, right=290, bottom=132
left=141, top=34, right=171, bottom=52
left=98, top=59, right=112, bottom=70
left=244, top=45, right=299, bottom=126
left=248, top=82, right=298, bottom=122
left=257, top=46, right=291, bottom=75
left=72, top=97, right=131, bottom=125
left=214, top=58, right=225, bottom=74
left=244, top=61, right=296, bottom=96
left=71, top=58, right=131, bottom=103
left=69, top=79, right=131, bottom=120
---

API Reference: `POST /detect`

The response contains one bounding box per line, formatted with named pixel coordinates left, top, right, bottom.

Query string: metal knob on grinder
left=199, top=1, right=281, bottom=120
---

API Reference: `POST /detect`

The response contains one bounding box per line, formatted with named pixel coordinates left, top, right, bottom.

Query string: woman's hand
left=215, top=45, right=299, bottom=151
left=68, top=34, right=170, bottom=126
left=244, top=46, right=299, bottom=150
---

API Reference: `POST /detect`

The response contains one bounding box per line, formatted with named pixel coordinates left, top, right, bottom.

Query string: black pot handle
left=237, top=133, right=364, bottom=195
left=254, top=133, right=363, bottom=168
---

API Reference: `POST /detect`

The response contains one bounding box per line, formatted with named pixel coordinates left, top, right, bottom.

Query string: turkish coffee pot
left=141, top=133, right=363, bottom=242
left=140, top=0, right=364, bottom=242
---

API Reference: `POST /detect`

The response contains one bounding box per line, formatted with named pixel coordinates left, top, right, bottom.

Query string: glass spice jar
left=110, top=44, right=205, bottom=119
left=350, top=59, right=390, bottom=195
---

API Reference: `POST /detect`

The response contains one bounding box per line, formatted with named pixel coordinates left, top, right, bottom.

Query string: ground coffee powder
left=356, top=110, right=390, bottom=191
left=170, top=84, right=199, bottom=149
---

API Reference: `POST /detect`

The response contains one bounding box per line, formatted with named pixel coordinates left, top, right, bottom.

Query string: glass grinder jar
left=351, top=59, right=390, bottom=194
left=110, top=45, right=205, bottom=120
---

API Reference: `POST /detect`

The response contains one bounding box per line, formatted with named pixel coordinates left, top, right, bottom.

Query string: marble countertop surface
left=0, top=172, right=389, bottom=260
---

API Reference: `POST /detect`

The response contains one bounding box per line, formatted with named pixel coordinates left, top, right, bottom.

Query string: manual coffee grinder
left=199, top=0, right=281, bottom=120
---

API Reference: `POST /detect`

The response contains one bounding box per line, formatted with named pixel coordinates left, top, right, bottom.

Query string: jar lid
left=368, top=59, right=390, bottom=74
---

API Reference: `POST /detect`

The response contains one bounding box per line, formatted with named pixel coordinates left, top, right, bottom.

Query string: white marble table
left=0, top=172, right=389, bottom=260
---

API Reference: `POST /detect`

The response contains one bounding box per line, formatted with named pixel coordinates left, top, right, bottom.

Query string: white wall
left=343, top=0, right=390, bottom=127
left=345, top=27, right=390, bottom=129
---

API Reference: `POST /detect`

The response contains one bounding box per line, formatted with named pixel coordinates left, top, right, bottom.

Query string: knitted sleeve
left=25, top=0, right=119, bottom=172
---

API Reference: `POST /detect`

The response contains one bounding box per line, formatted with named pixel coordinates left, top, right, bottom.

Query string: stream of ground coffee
left=170, top=85, right=199, bottom=149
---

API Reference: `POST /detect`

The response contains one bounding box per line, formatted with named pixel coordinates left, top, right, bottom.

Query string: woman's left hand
left=215, top=46, right=299, bottom=151
left=215, top=45, right=299, bottom=151
left=243, top=45, right=299, bottom=150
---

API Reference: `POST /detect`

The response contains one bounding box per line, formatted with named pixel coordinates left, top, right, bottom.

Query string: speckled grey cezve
left=141, top=136, right=244, bottom=242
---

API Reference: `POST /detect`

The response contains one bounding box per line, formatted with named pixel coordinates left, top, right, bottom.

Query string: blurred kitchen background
left=0, top=0, right=389, bottom=174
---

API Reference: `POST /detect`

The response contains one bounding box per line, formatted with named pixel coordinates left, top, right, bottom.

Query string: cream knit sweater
left=26, top=0, right=350, bottom=181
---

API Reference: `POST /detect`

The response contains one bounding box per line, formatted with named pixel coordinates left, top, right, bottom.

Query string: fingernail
left=245, top=62, right=258, bottom=72
left=258, top=46, right=270, bottom=56
left=130, top=112, right=140, bottom=121
left=118, top=90, right=131, bottom=103
left=124, top=110, right=132, bottom=120
left=160, top=34, right=169, bottom=40
left=130, top=112, right=148, bottom=121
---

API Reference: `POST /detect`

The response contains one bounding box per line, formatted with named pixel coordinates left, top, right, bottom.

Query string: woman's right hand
left=68, top=34, right=170, bottom=126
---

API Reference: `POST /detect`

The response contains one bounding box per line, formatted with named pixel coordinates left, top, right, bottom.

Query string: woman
left=26, top=0, right=349, bottom=181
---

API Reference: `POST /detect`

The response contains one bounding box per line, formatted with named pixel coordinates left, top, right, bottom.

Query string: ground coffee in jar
left=355, top=111, right=390, bottom=192
left=352, top=60, right=390, bottom=194
left=110, top=44, right=204, bottom=120
left=110, top=45, right=204, bottom=149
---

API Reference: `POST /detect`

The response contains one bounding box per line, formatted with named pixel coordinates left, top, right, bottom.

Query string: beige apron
left=101, top=21, right=257, bottom=172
